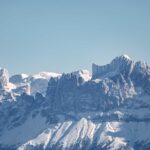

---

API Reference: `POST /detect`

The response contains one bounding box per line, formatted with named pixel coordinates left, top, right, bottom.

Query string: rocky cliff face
left=46, top=55, right=150, bottom=113
left=0, top=68, right=9, bottom=90
left=0, top=55, right=150, bottom=150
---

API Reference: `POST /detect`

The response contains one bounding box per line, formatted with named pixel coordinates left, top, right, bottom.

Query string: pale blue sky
left=0, top=0, right=150, bottom=75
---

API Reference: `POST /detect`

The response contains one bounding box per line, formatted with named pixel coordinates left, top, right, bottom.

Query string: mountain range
left=0, top=55, right=150, bottom=150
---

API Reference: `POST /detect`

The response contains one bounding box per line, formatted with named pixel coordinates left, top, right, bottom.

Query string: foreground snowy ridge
left=0, top=54, right=150, bottom=150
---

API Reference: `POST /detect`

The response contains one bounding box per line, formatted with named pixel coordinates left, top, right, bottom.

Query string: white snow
left=121, top=54, right=131, bottom=60
left=0, top=114, right=49, bottom=146
left=20, top=74, right=29, bottom=79
left=72, top=70, right=91, bottom=82
left=16, top=117, right=150, bottom=150
left=32, top=72, right=61, bottom=80
left=0, top=55, right=150, bottom=150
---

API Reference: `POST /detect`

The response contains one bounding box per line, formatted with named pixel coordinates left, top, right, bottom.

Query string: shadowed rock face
left=92, top=55, right=134, bottom=79
left=0, top=55, right=150, bottom=150
left=45, top=55, right=150, bottom=113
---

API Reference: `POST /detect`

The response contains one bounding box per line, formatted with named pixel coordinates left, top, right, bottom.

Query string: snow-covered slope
left=18, top=118, right=150, bottom=150
left=29, top=72, right=61, bottom=96
left=9, top=72, right=61, bottom=96
left=0, top=55, right=150, bottom=150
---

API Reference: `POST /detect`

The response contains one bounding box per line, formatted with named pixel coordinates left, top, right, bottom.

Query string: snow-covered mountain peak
left=92, top=55, right=135, bottom=79
left=1, top=55, right=150, bottom=150
left=9, top=72, right=61, bottom=96
left=71, top=70, right=91, bottom=82
left=10, top=74, right=29, bottom=84
left=111, top=54, right=133, bottom=66
left=20, top=74, right=29, bottom=79
left=0, top=68, right=9, bottom=89
left=31, top=72, right=61, bottom=80
left=117, top=54, right=131, bottom=60
left=134, top=61, right=149, bottom=73
left=0, top=68, right=9, bottom=75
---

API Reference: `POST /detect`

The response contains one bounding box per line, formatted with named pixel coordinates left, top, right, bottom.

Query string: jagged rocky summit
left=0, top=55, right=150, bottom=150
